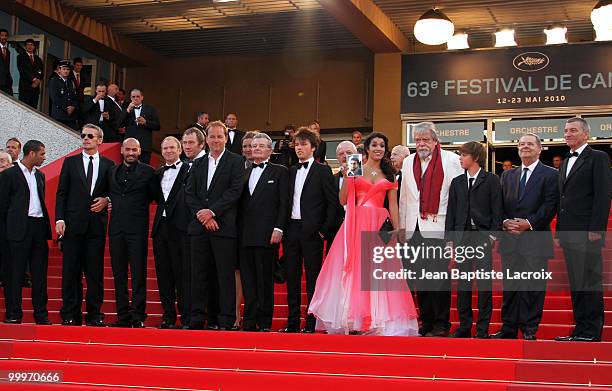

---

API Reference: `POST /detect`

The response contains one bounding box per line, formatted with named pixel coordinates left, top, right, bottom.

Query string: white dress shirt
left=248, top=160, right=268, bottom=195
left=520, top=160, right=539, bottom=185
left=18, top=161, right=44, bottom=218
left=207, top=149, right=225, bottom=189
left=134, top=105, right=142, bottom=121
left=420, top=155, right=432, bottom=175
left=161, top=160, right=182, bottom=217
left=566, top=143, right=587, bottom=177
left=82, top=151, right=100, bottom=195
left=97, top=98, right=105, bottom=122
left=228, top=129, right=235, bottom=144
left=291, top=157, right=315, bottom=220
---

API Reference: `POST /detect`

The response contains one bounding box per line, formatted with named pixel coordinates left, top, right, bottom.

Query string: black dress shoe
left=159, top=321, right=175, bottom=329
left=474, top=332, right=490, bottom=339
left=523, top=333, right=537, bottom=341
left=4, top=318, right=21, bottom=324
left=132, top=321, right=145, bottom=328
left=450, top=329, right=471, bottom=338
left=419, top=327, right=433, bottom=337
left=426, top=329, right=449, bottom=337
left=35, top=318, right=52, bottom=325
left=554, top=335, right=574, bottom=342
left=259, top=328, right=271, bottom=332
left=243, top=326, right=258, bottom=332
left=86, top=319, right=106, bottom=327
left=188, top=322, right=205, bottom=330
left=278, top=326, right=299, bottom=333
left=571, top=336, right=601, bottom=342
left=301, top=326, right=315, bottom=334
left=110, top=320, right=133, bottom=328
left=206, top=324, right=220, bottom=331
left=490, top=331, right=517, bottom=339
left=223, top=325, right=240, bottom=331
left=61, top=319, right=81, bottom=326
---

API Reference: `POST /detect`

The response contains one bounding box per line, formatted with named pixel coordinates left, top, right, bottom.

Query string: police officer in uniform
left=48, top=60, right=79, bottom=130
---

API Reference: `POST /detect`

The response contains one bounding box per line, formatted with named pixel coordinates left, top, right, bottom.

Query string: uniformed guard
left=48, top=60, right=79, bottom=130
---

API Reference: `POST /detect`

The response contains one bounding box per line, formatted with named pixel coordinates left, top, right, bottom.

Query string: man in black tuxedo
left=224, top=113, right=245, bottom=155
left=308, top=121, right=327, bottom=164
left=152, top=136, right=189, bottom=329
left=280, top=127, right=337, bottom=333
left=56, top=124, right=113, bottom=326
left=108, top=138, right=156, bottom=328
left=189, top=112, right=209, bottom=133
left=0, top=140, right=51, bottom=324
left=555, top=117, right=612, bottom=343
left=185, top=121, right=245, bottom=330
left=0, top=29, right=13, bottom=95
left=492, top=133, right=558, bottom=340
left=239, top=133, right=289, bottom=332
left=121, top=89, right=160, bottom=164
left=82, top=83, right=123, bottom=143
left=48, top=60, right=79, bottom=130
left=446, top=141, right=503, bottom=338
left=17, top=39, right=43, bottom=109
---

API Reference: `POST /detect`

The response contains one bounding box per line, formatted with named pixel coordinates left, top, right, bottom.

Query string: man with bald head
left=108, top=138, right=157, bottom=328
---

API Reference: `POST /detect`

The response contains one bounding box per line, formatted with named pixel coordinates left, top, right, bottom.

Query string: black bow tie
left=568, top=151, right=579, bottom=158
left=252, top=162, right=266, bottom=169
left=163, top=164, right=177, bottom=171
left=134, top=106, right=142, bottom=110
left=297, top=161, right=309, bottom=169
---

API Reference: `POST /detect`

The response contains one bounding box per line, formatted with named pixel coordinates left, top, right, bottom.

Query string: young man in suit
left=280, top=127, right=337, bottom=333
left=152, top=136, right=189, bottom=329
left=108, top=138, right=157, bottom=328
left=0, top=140, right=51, bottom=324
left=399, top=122, right=463, bottom=337
left=48, top=60, right=79, bottom=130
left=239, top=133, right=289, bottom=332
left=122, top=89, right=160, bottom=164
left=0, top=29, right=13, bottom=95
left=82, top=83, right=123, bottom=143
left=224, top=113, right=245, bottom=155
left=56, top=124, right=113, bottom=326
left=555, top=117, right=612, bottom=342
left=492, top=133, right=558, bottom=340
left=185, top=121, right=245, bottom=330
left=17, top=39, right=43, bottom=109
left=446, top=141, right=503, bottom=338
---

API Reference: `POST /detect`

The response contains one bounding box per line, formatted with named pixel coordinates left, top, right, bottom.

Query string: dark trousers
left=109, top=233, right=149, bottom=322
left=152, top=219, right=185, bottom=324
left=455, top=231, right=493, bottom=335
left=4, top=218, right=48, bottom=320
left=283, top=220, right=324, bottom=329
left=181, top=234, right=192, bottom=326
left=140, top=151, right=151, bottom=165
left=240, top=246, right=275, bottom=329
left=190, top=233, right=236, bottom=328
left=500, top=252, right=548, bottom=335
left=19, top=87, right=40, bottom=109
left=562, top=242, right=604, bottom=339
left=409, top=231, right=451, bottom=333
left=60, top=216, right=106, bottom=323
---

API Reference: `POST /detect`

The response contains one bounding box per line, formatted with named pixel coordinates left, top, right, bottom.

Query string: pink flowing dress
left=309, top=177, right=419, bottom=336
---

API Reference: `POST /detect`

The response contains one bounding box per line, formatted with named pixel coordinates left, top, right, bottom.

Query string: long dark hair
left=363, top=132, right=395, bottom=182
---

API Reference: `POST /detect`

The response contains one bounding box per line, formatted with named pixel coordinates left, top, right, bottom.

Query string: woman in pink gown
left=309, top=132, right=419, bottom=336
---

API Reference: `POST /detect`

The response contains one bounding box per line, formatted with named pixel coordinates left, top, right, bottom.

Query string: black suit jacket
left=48, top=77, right=79, bottom=121
left=239, top=163, right=289, bottom=248
left=288, top=161, right=337, bottom=239
left=557, top=145, right=612, bottom=243
left=445, top=170, right=503, bottom=244
left=108, top=162, right=157, bottom=236
left=82, top=96, right=123, bottom=142
left=185, top=150, right=245, bottom=238
left=331, top=171, right=344, bottom=238
left=17, top=53, right=43, bottom=91
left=498, top=162, right=559, bottom=258
left=121, top=104, right=161, bottom=152
left=314, top=139, right=327, bottom=164
left=55, top=153, right=115, bottom=237
left=151, top=162, right=190, bottom=237
left=226, top=129, right=245, bottom=155
left=0, top=164, right=51, bottom=242
left=68, top=71, right=90, bottom=103
left=0, top=47, right=12, bottom=90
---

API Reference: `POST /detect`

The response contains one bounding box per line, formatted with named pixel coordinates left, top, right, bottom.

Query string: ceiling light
left=414, top=8, right=455, bottom=46
left=544, top=24, right=568, bottom=44
left=592, top=0, right=612, bottom=41
left=494, top=28, right=517, bottom=47
left=446, top=32, right=469, bottom=50
left=212, top=0, right=239, bottom=3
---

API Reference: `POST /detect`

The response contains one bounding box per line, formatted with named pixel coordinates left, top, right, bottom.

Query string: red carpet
left=0, top=145, right=610, bottom=389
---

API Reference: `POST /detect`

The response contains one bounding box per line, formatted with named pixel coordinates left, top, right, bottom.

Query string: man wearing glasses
left=55, top=124, right=114, bottom=327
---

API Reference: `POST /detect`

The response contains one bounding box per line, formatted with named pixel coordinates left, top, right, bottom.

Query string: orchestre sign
left=407, top=121, right=484, bottom=144
left=587, top=116, right=612, bottom=139
left=494, top=116, right=612, bottom=142
left=401, top=42, right=612, bottom=114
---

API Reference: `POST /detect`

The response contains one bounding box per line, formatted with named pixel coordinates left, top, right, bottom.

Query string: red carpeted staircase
left=0, top=146, right=610, bottom=389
